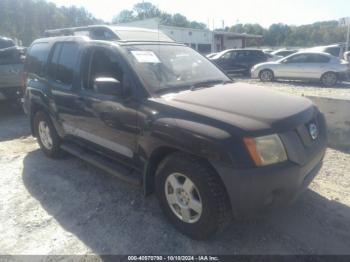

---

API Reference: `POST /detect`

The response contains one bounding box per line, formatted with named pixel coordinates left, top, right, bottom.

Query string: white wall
left=119, top=19, right=160, bottom=29
left=223, top=37, right=242, bottom=49
left=159, top=26, right=211, bottom=45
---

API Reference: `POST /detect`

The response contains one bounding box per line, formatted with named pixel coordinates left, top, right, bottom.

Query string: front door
left=72, top=45, right=139, bottom=161
left=276, top=53, right=309, bottom=78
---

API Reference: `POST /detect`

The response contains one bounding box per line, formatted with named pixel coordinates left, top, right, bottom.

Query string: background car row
left=207, top=43, right=350, bottom=87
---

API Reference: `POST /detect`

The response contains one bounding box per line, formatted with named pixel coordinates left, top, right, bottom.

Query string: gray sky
left=49, top=0, right=350, bottom=28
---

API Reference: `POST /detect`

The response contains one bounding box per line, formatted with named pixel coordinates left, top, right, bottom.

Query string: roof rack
left=43, top=25, right=175, bottom=43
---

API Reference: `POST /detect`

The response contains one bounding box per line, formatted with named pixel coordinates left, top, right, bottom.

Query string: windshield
left=124, top=45, right=230, bottom=94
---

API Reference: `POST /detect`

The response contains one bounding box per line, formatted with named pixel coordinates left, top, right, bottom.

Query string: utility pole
left=346, top=23, right=350, bottom=52
left=339, top=17, right=350, bottom=54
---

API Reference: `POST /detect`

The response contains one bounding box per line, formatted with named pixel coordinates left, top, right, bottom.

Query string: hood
left=152, top=83, right=314, bottom=134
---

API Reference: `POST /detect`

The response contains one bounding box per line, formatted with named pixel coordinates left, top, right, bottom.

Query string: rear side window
left=251, top=51, right=266, bottom=61
left=287, top=54, right=309, bottom=63
left=48, top=44, right=62, bottom=78
left=26, top=42, right=50, bottom=77
left=49, top=42, right=79, bottom=86
left=325, top=47, right=340, bottom=57
left=0, top=38, right=14, bottom=49
left=308, top=54, right=330, bottom=63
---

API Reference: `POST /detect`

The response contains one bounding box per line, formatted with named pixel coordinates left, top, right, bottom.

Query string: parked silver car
left=307, top=44, right=350, bottom=59
left=251, top=51, right=350, bottom=86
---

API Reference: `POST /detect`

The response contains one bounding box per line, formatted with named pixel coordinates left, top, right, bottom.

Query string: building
left=119, top=18, right=263, bottom=54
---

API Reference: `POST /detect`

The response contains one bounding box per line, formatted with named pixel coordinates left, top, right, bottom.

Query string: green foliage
left=0, top=0, right=347, bottom=48
left=112, top=2, right=207, bottom=30
left=0, top=0, right=102, bottom=46
left=229, top=21, right=347, bottom=47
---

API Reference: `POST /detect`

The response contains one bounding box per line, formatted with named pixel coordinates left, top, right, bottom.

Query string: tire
left=321, top=72, right=338, bottom=87
left=155, top=153, right=232, bottom=240
left=33, top=111, right=63, bottom=158
left=259, top=69, right=274, bottom=82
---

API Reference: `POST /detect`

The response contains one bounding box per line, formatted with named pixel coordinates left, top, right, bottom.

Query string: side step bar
left=60, top=142, right=142, bottom=186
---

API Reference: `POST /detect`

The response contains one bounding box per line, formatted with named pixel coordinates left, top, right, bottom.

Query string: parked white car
left=307, top=44, right=350, bottom=59
left=251, top=51, right=350, bottom=86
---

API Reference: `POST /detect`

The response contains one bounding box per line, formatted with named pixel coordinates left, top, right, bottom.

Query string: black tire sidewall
left=260, top=69, right=274, bottom=82
left=34, top=111, right=62, bottom=158
left=155, top=154, right=226, bottom=239
left=321, top=72, right=337, bottom=87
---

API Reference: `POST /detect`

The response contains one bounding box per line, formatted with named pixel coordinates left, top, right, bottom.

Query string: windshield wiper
left=154, top=79, right=233, bottom=95
left=190, top=79, right=233, bottom=91
left=154, top=85, right=192, bottom=95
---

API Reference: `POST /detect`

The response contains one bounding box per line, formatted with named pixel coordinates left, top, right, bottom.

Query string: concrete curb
left=306, top=95, right=350, bottom=151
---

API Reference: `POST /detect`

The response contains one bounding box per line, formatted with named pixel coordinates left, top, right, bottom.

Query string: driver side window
left=82, top=47, right=125, bottom=94
left=285, top=54, right=308, bottom=63
left=222, top=51, right=236, bottom=60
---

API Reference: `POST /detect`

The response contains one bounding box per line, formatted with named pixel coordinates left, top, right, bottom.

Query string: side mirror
left=93, top=77, right=122, bottom=96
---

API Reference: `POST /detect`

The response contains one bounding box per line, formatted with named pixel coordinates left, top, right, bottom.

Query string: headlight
left=244, top=134, right=287, bottom=167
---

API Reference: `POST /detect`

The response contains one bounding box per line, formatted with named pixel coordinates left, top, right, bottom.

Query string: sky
left=49, top=0, right=350, bottom=28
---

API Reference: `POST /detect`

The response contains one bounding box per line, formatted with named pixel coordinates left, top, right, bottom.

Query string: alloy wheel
left=165, top=173, right=203, bottom=223
left=38, top=121, right=53, bottom=150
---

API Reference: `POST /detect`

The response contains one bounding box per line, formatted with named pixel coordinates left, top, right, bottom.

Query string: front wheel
left=155, top=153, right=231, bottom=240
left=259, top=69, right=274, bottom=82
left=34, top=111, right=63, bottom=158
left=321, top=72, right=338, bottom=87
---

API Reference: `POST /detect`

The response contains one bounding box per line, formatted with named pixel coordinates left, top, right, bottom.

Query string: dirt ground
left=0, top=80, right=350, bottom=256
left=234, top=77, right=350, bottom=100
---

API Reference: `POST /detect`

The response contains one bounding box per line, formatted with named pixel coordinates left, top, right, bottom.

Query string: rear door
left=276, top=53, right=330, bottom=79
left=246, top=51, right=267, bottom=68
left=47, top=41, right=82, bottom=128
left=303, top=54, right=331, bottom=79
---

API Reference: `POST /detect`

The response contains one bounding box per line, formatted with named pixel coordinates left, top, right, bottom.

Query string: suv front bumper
left=212, top=142, right=326, bottom=219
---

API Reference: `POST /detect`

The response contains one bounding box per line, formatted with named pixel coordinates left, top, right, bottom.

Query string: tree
left=172, top=13, right=189, bottom=28
left=112, top=2, right=207, bottom=30
left=0, top=0, right=101, bottom=46
left=133, top=2, right=161, bottom=20
left=112, top=10, right=134, bottom=24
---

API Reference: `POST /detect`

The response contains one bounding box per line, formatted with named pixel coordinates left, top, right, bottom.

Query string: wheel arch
left=143, top=146, right=228, bottom=198
left=30, top=102, right=48, bottom=137
left=321, top=70, right=338, bottom=78
left=259, top=68, right=275, bottom=79
left=320, top=71, right=338, bottom=86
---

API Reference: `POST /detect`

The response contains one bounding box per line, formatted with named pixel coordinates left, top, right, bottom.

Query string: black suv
left=23, top=25, right=327, bottom=240
left=209, top=49, right=269, bottom=75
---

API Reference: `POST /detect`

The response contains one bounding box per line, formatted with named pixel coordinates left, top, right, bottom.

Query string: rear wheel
left=321, top=72, right=338, bottom=87
left=34, top=111, right=63, bottom=158
left=155, top=153, right=231, bottom=240
left=259, top=69, right=274, bottom=82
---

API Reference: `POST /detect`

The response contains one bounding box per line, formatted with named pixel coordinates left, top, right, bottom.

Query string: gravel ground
left=0, top=91, right=350, bottom=256
left=233, top=76, right=350, bottom=100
